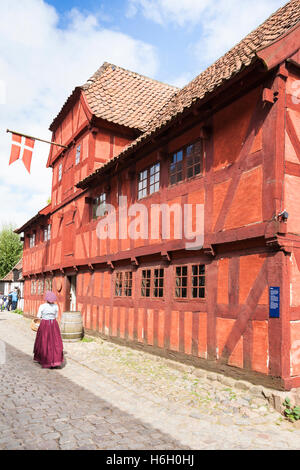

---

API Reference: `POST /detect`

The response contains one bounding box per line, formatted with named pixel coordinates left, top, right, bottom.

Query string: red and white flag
left=9, top=133, right=35, bottom=173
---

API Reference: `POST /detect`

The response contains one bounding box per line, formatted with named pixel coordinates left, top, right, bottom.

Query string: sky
left=0, top=0, right=288, bottom=229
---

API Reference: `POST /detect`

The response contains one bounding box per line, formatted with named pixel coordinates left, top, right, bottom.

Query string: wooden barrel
left=60, top=311, right=83, bottom=342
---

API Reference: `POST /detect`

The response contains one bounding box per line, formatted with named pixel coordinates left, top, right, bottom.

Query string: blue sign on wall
left=269, top=287, right=280, bottom=318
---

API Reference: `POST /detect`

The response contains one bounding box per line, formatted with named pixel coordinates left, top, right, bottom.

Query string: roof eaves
left=15, top=204, right=51, bottom=234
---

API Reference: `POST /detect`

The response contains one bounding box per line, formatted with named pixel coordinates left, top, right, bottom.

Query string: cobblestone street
left=1, top=311, right=300, bottom=450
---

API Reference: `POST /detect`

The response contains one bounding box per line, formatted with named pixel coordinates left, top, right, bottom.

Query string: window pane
left=186, top=141, right=203, bottom=179
left=138, top=169, right=149, bottom=199
left=170, top=174, right=176, bottom=185
left=199, top=288, right=205, bottom=298
left=149, top=163, right=160, bottom=195
left=93, top=193, right=107, bottom=219
left=186, top=145, right=193, bottom=156
left=191, top=265, right=205, bottom=298
left=194, top=164, right=201, bottom=175
left=187, top=167, right=193, bottom=179
left=169, top=150, right=184, bottom=185
left=177, top=151, right=183, bottom=161
left=177, top=171, right=183, bottom=182
left=124, top=272, right=132, bottom=297
left=153, top=268, right=164, bottom=298
left=141, top=270, right=151, bottom=297
left=76, top=145, right=81, bottom=165
left=175, top=266, right=188, bottom=298
left=115, top=273, right=123, bottom=296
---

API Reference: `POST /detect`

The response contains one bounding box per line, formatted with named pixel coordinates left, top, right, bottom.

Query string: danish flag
left=9, top=133, right=35, bottom=173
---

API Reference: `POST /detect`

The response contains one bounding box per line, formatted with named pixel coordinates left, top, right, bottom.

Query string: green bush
left=13, top=309, right=23, bottom=315
left=283, top=398, right=300, bottom=422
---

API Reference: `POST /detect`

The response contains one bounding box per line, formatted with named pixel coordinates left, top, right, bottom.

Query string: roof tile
left=80, top=63, right=178, bottom=131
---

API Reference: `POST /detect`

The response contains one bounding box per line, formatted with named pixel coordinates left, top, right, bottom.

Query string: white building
left=0, top=259, right=24, bottom=310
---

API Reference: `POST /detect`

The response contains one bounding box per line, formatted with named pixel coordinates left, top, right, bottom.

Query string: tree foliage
left=0, top=225, right=23, bottom=279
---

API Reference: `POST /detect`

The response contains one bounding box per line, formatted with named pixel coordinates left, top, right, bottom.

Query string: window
left=38, top=279, right=44, bottom=296
left=175, top=265, right=205, bottom=299
left=93, top=193, right=106, bottom=220
left=45, top=278, right=53, bottom=291
left=138, top=170, right=148, bottom=200
left=141, top=268, right=164, bottom=298
left=175, top=266, right=188, bottom=298
left=115, top=271, right=133, bottom=297
left=115, top=272, right=123, bottom=297
left=138, top=163, right=160, bottom=200
left=31, top=280, right=36, bottom=295
left=153, top=268, right=164, bottom=298
left=124, top=272, right=133, bottom=297
left=44, top=224, right=51, bottom=242
left=186, top=141, right=203, bottom=179
left=29, top=233, right=36, bottom=248
left=169, top=140, right=203, bottom=185
left=170, top=150, right=183, bottom=185
left=149, top=163, right=160, bottom=195
left=75, top=145, right=81, bottom=165
left=141, top=270, right=151, bottom=297
left=191, top=264, right=205, bottom=299
left=58, top=163, right=62, bottom=182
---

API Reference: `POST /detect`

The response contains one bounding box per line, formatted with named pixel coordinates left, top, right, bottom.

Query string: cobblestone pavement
left=1, top=312, right=300, bottom=450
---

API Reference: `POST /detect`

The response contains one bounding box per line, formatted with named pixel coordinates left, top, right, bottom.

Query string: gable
left=47, top=91, right=92, bottom=168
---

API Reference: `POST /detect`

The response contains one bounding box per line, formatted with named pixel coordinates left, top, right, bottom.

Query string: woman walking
left=33, top=291, right=64, bottom=369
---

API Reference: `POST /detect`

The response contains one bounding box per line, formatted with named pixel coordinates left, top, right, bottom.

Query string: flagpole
left=6, top=129, right=68, bottom=149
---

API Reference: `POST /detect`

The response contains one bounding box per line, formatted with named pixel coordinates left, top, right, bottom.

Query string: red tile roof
left=50, top=63, right=178, bottom=132
left=82, top=63, right=178, bottom=131
left=77, top=0, right=300, bottom=189
left=145, top=0, right=300, bottom=135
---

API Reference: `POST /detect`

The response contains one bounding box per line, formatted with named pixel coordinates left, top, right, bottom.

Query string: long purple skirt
left=33, top=319, right=64, bottom=368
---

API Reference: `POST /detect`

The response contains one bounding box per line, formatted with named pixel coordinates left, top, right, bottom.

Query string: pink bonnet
left=45, top=291, right=57, bottom=303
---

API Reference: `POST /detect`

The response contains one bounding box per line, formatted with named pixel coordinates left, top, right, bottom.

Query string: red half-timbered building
left=17, top=0, right=300, bottom=390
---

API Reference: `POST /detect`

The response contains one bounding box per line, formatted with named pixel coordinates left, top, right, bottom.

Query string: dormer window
left=75, top=144, right=81, bottom=165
